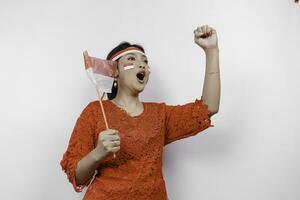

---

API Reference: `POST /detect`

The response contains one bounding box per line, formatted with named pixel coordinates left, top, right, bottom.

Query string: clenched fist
left=96, top=129, right=121, bottom=157
left=194, top=25, right=218, bottom=51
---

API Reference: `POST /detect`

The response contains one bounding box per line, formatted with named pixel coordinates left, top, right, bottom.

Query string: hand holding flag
left=83, top=50, right=118, bottom=159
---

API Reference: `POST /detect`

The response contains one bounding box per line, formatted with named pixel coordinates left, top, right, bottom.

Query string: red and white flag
left=83, top=50, right=118, bottom=95
left=83, top=50, right=116, bottom=152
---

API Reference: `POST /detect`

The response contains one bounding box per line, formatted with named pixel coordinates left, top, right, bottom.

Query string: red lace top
left=60, top=98, right=214, bottom=200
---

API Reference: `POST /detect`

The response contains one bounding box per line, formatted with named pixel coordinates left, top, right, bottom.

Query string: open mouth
left=136, top=71, right=145, bottom=84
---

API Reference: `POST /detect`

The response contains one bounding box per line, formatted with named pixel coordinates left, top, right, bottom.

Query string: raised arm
left=194, top=25, right=220, bottom=115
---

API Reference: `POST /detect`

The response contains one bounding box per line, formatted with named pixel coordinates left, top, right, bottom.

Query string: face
left=115, top=51, right=151, bottom=94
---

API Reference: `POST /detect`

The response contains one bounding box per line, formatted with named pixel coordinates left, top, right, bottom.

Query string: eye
left=128, top=56, right=135, bottom=61
left=144, top=60, right=148, bottom=64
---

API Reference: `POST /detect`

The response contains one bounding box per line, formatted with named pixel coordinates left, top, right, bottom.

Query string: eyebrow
left=126, top=53, right=147, bottom=59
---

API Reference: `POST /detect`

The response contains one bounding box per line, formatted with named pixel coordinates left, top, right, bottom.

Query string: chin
left=136, top=86, right=145, bottom=92
left=135, top=83, right=146, bottom=92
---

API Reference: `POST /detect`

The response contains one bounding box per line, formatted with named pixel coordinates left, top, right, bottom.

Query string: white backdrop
left=0, top=0, right=299, bottom=200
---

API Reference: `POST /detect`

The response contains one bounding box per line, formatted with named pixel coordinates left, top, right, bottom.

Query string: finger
left=197, top=30, right=209, bottom=38
left=201, top=25, right=206, bottom=33
left=107, top=135, right=120, bottom=141
left=199, top=33, right=209, bottom=39
left=206, top=26, right=212, bottom=34
left=195, top=28, right=205, bottom=35
left=111, top=140, right=120, bottom=147
left=205, top=25, right=210, bottom=34
left=107, top=129, right=119, bottom=135
left=194, top=28, right=202, bottom=35
left=109, top=146, right=120, bottom=153
left=112, top=141, right=120, bottom=146
left=101, top=134, right=120, bottom=142
left=194, top=31, right=204, bottom=37
left=211, top=28, right=216, bottom=34
left=106, top=141, right=119, bottom=148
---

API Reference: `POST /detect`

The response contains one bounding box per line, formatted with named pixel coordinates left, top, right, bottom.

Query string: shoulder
left=87, top=99, right=115, bottom=116
left=83, top=100, right=98, bottom=111
left=88, top=100, right=100, bottom=107
left=89, top=99, right=112, bottom=108
left=80, top=100, right=102, bottom=117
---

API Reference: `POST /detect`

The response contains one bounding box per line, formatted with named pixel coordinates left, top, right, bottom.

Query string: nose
left=139, top=65, right=145, bottom=69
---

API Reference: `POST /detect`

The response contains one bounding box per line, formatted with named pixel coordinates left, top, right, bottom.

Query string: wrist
left=92, top=146, right=108, bottom=162
left=204, top=47, right=219, bottom=54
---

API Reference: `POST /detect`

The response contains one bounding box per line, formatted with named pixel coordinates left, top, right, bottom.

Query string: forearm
left=202, top=48, right=220, bottom=113
left=75, top=146, right=107, bottom=185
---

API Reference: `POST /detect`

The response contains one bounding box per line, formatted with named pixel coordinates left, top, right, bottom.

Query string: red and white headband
left=110, top=47, right=146, bottom=61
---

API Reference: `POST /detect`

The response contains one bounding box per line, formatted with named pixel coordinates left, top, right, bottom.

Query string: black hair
left=106, top=41, right=145, bottom=100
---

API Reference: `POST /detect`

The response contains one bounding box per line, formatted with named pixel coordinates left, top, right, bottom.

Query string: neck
left=113, top=85, right=141, bottom=108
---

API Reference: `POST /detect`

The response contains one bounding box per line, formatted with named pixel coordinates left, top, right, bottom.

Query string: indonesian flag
left=83, top=50, right=118, bottom=94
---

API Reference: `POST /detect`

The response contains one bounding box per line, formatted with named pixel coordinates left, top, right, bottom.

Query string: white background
left=0, top=0, right=299, bottom=200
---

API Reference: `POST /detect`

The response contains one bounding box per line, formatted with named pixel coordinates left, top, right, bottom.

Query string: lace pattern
left=60, top=98, right=214, bottom=198
left=164, top=97, right=214, bottom=145
left=60, top=102, right=96, bottom=192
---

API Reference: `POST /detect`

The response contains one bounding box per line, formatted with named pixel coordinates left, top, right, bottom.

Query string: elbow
left=209, top=110, right=218, bottom=117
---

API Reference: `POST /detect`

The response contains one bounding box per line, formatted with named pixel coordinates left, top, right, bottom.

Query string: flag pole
left=95, top=86, right=109, bottom=129
left=95, top=85, right=116, bottom=159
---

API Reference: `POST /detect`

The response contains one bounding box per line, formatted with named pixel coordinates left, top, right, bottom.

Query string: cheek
left=118, top=66, right=136, bottom=83
left=122, top=62, right=135, bottom=70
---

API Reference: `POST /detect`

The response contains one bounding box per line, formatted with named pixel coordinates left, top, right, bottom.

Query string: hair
left=106, top=41, right=145, bottom=100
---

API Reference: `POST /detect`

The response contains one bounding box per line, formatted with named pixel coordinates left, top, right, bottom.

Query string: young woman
left=60, top=25, right=220, bottom=200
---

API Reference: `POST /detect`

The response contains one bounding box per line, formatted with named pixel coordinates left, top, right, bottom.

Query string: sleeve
left=60, top=102, right=97, bottom=192
left=163, top=97, right=214, bottom=146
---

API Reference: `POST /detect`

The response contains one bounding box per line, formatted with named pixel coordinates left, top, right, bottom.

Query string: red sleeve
left=163, top=97, right=214, bottom=146
left=60, top=102, right=97, bottom=192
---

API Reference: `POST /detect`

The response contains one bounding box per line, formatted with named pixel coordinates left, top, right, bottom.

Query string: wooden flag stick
left=95, top=85, right=116, bottom=159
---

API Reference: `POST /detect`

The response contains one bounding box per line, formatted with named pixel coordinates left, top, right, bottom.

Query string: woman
left=60, top=25, right=220, bottom=200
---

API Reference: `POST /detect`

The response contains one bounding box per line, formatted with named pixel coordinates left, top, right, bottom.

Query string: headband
left=110, top=47, right=146, bottom=61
